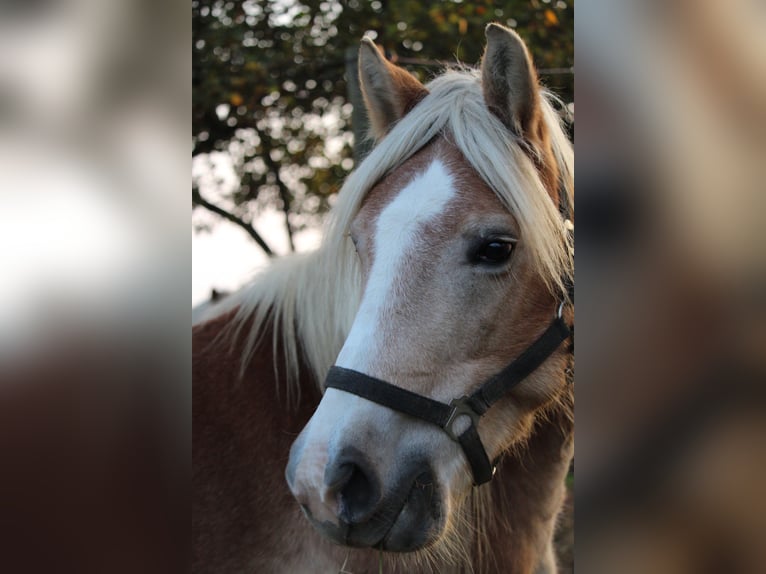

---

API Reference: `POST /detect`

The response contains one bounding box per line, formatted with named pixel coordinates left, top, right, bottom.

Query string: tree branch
left=256, top=128, right=296, bottom=252
left=192, top=189, right=275, bottom=257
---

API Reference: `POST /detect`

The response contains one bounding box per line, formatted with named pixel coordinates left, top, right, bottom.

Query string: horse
left=193, top=23, right=574, bottom=574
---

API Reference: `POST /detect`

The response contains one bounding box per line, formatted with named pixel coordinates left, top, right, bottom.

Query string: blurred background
left=0, top=0, right=764, bottom=572
left=576, top=0, right=765, bottom=571
left=0, top=0, right=189, bottom=573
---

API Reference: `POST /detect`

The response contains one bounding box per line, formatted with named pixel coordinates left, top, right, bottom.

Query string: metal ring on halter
left=556, top=300, right=565, bottom=319
left=444, top=396, right=481, bottom=442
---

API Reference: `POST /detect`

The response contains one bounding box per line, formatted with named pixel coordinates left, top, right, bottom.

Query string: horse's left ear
left=481, top=24, right=545, bottom=144
left=358, top=37, right=429, bottom=141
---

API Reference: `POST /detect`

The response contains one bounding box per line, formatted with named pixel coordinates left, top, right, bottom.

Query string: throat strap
left=323, top=314, right=571, bottom=485
left=466, top=316, right=572, bottom=414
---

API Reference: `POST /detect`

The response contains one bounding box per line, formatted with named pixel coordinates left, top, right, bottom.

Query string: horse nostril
left=325, top=462, right=354, bottom=491
left=341, top=465, right=375, bottom=520
left=324, top=452, right=381, bottom=525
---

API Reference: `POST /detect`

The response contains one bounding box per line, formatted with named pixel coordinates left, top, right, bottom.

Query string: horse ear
left=358, top=37, right=429, bottom=140
left=481, top=24, right=544, bottom=143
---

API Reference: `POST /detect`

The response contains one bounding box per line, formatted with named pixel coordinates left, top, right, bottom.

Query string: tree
left=192, top=0, right=573, bottom=256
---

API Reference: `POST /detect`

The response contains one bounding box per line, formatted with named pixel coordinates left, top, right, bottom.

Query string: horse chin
left=302, top=470, right=444, bottom=553
left=375, top=471, right=443, bottom=552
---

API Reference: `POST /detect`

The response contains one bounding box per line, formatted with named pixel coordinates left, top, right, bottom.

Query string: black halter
left=324, top=185, right=574, bottom=486
left=324, top=303, right=571, bottom=484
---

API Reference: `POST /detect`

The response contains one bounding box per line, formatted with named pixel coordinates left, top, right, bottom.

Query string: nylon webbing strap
left=325, top=366, right=495, bottom=485
left=467, top=316, right=571, bottom=414
left=456, top=424, right=494, bottom=484
left=324, top=367, right=453, bottom=428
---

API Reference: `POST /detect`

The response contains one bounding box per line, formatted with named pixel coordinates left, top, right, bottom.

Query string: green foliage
left=192, top=0, right=573, bottom=249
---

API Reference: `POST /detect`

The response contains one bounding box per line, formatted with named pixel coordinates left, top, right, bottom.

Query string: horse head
left=286, top=23, right=573, bottom=554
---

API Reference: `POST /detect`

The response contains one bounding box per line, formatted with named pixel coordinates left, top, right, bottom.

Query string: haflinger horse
left=193, top=23, right=574, bottom=574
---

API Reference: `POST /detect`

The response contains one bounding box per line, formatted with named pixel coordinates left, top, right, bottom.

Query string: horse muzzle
left=286, top=443, right=443, bottom=552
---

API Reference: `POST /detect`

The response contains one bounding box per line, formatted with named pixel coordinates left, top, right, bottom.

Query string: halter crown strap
left=323, top=312, right=571, bottom=486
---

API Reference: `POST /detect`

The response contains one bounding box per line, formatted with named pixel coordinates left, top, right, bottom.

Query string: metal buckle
left=444, top=396, right=481, bottom=441
left=557, top=300, right=565, bottom=319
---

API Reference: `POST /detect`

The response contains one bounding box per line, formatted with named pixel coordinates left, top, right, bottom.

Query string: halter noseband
left=324, top=298, right=572, bottom=486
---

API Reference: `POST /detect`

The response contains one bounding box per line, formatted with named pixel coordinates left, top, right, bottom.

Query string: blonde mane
left=227, top=69, right=574, bottom=405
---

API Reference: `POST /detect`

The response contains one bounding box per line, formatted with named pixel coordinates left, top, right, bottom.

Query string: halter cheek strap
left=323, top=310, right=572, bottom=486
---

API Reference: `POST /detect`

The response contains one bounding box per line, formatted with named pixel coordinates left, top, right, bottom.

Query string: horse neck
left=193, top=309, right=327, bottom=574
left=477, top=404, right=574, bottom=573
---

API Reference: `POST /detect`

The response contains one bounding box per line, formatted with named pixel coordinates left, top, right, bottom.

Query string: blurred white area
left=0, top=0, right=188, bottom=360
left=0, top=136, right=144, bottom=352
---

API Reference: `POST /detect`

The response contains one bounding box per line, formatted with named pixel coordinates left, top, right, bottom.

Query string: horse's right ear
left=358, top=37, right=429, bottom=141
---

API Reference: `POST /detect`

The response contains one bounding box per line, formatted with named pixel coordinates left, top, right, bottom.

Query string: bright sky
left=192, top=146, right=325, bottom=307
left=191, top=207, right=322, bottom=306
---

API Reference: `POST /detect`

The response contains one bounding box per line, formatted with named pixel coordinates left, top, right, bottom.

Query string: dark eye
left=472, top=239, right=515, bottom=265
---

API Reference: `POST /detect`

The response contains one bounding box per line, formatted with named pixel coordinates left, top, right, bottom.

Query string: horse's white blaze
left=289, top=160, right=459, bottom=523
left=335, top=158, right=457, bottom=373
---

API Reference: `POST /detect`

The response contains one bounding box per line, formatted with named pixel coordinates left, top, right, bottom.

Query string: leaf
left=544, top=9, right=559, bottom=27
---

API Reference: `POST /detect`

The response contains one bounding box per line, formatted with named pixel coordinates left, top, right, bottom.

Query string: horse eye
left=473, top=240, right=514, bottom=265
